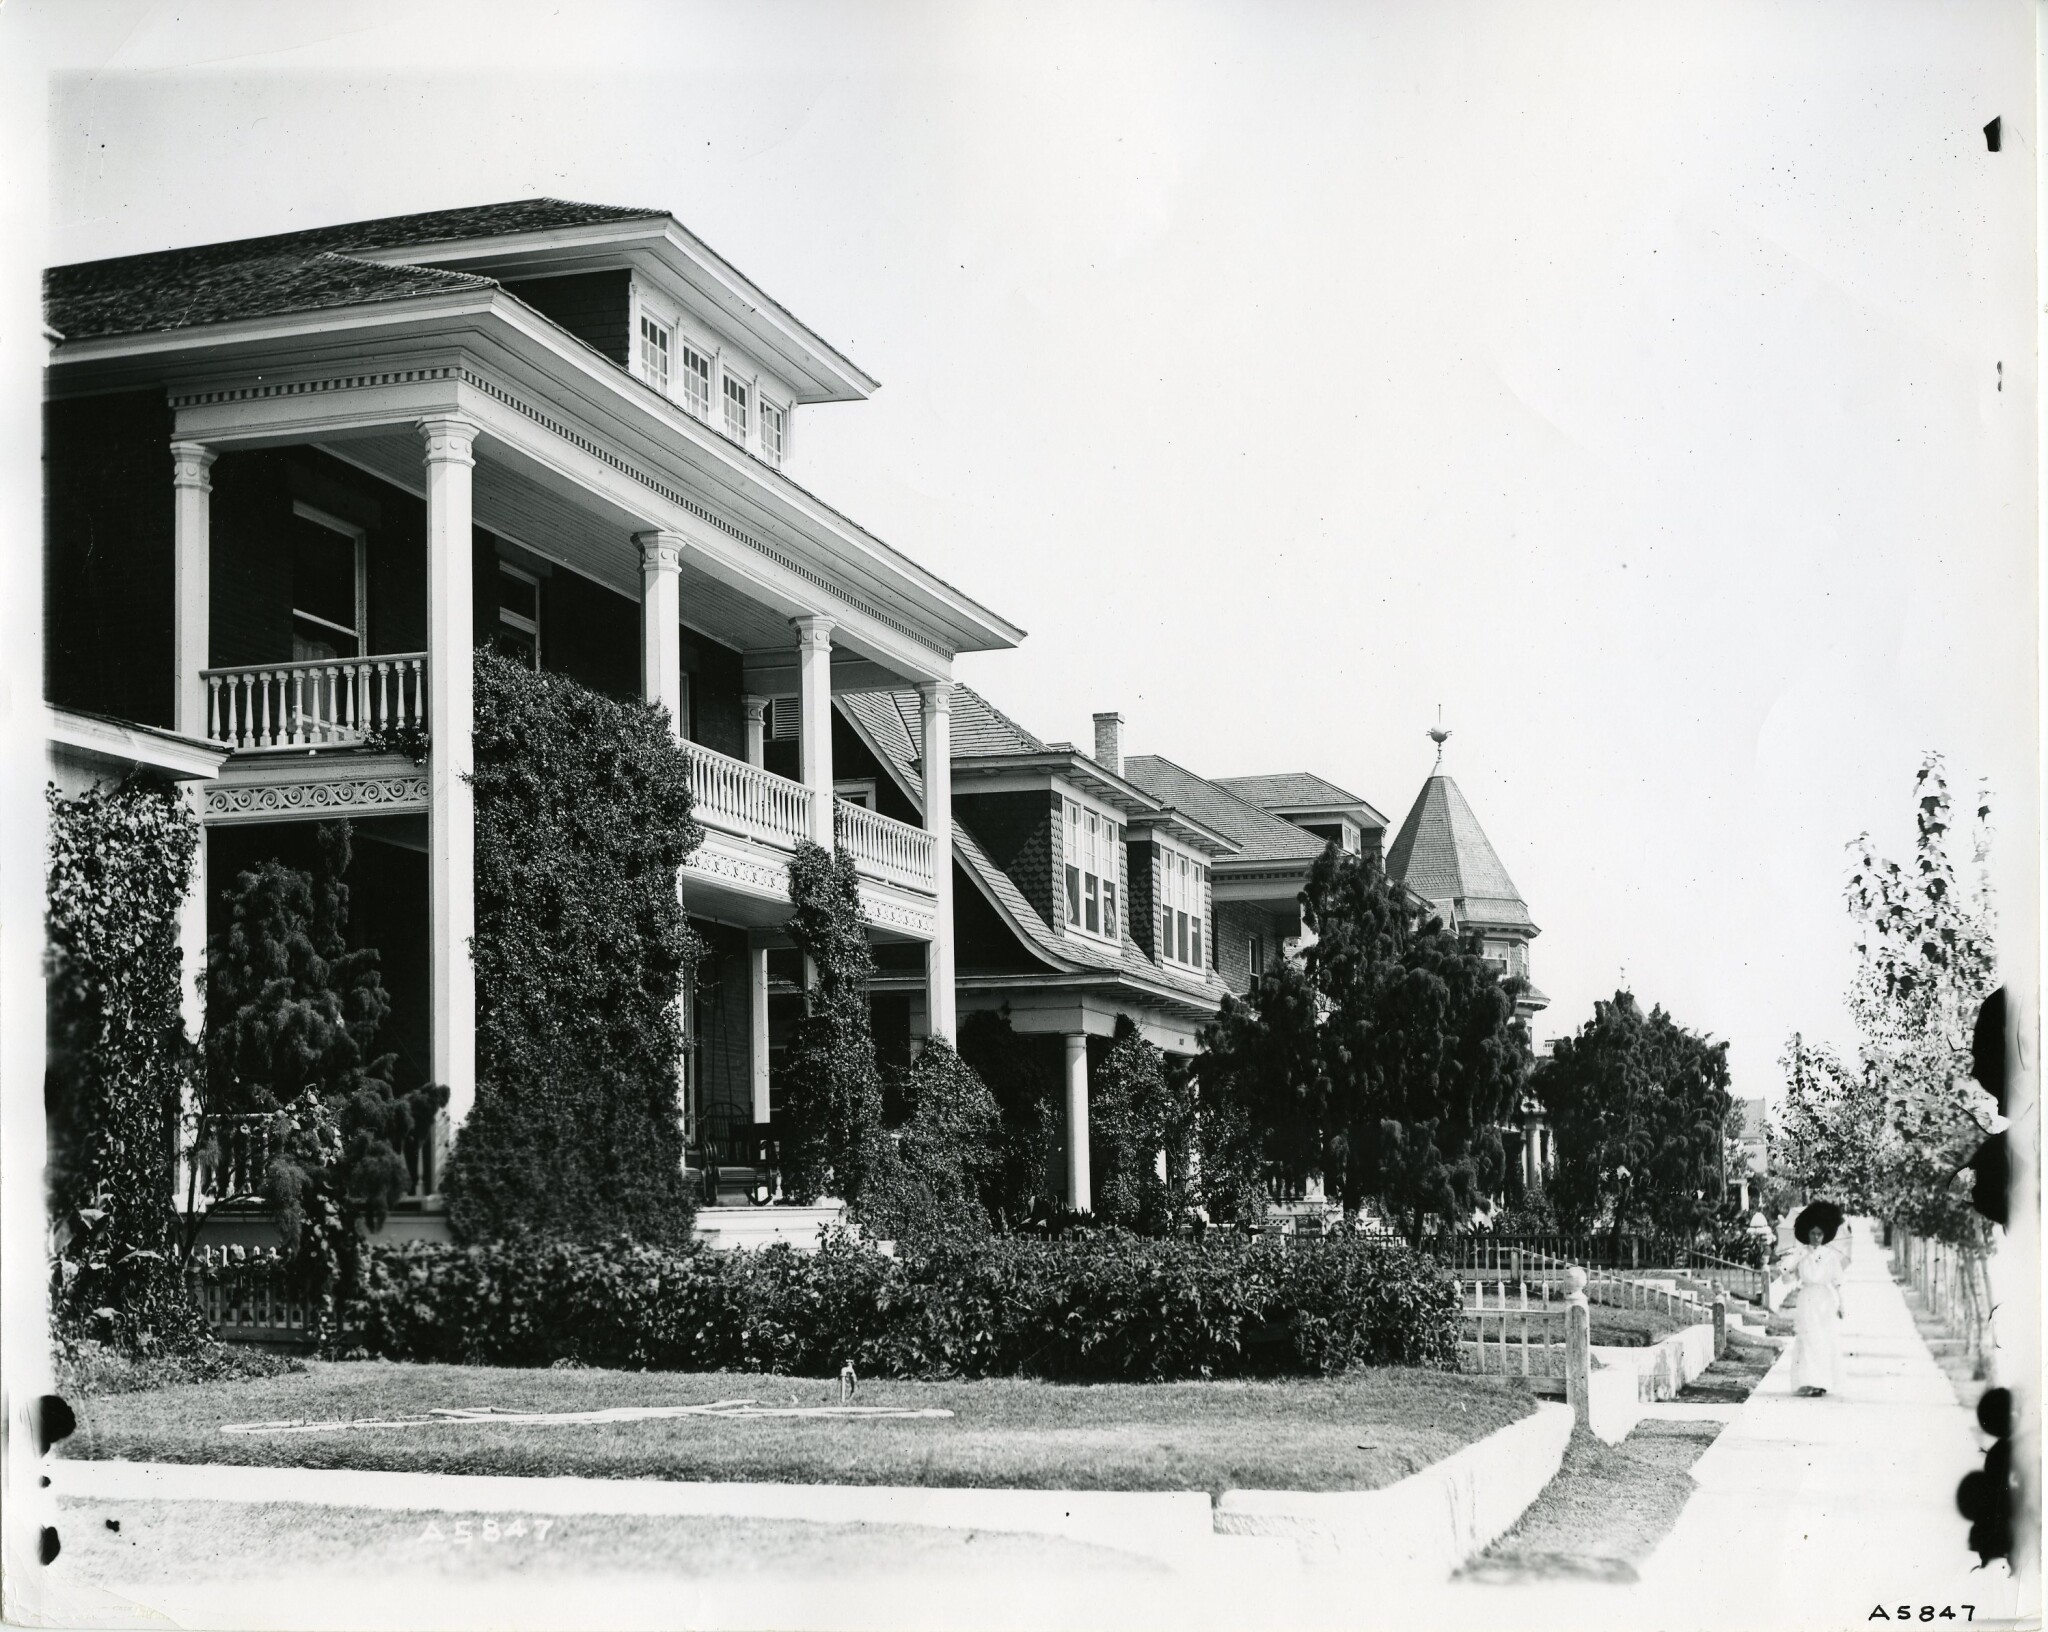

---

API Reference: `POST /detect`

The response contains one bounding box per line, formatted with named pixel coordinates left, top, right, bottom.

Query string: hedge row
left=343, top=1231, right=1461, bottom=1381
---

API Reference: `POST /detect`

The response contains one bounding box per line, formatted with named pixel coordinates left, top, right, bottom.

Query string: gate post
left=1565, top=1266, right=1592, bottom=1432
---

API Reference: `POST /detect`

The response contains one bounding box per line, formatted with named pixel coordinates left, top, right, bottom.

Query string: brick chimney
left=1092, top=712, right=1124, bottom=775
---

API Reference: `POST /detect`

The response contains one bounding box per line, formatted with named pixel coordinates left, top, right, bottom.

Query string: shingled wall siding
left=502, top=271, right=633, bottom=366
left=957, top=789, right=1060, bottom=931
left=1126, top=839, right=1159, bottom=960
left=1214, top=901, right=1295, bottom=997
left=44, top=390, right=177, bottom=727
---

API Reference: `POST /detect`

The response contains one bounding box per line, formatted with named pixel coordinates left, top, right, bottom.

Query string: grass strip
left=66, top=1361, right=1533, bottom=1496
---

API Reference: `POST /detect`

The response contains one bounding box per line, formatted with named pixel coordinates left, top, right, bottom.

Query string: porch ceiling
left=321, top=433, right=909, bottom=677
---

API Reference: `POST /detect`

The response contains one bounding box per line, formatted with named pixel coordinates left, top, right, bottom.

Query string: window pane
left=498, top=569, right=538, bottom=623
left=1163, top=906, right=1175, bottom=955
left=1178, top=911, right=1189, bottom=964
left=1103, top=882, right=1117, bottom=935
left=1085, top=874, right=1099, bottom=934
left=1067, top=866, right=1082, bottom=925
left=292, top=519, right=356, bottom=636
left=1192, top=919, right=1202, bottom=968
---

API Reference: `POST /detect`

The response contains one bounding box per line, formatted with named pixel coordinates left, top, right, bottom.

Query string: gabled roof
left=1122, top=755, right=1326, bottom=866
left=46, top=200, right=664, bottom=341
left=838, top=688, right=1228, bottom=1010
left=1211, top=772, right=1388, bottom=829
left=1385, top=773, right=1534, bottom=931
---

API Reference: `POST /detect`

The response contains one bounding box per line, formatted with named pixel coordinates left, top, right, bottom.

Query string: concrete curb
left=1592, top=1321, right=1717, bottom=1402
left=51, top=1459, right=1215, bottom=1564
left=1212, top=1402, right=1573, bottom=1576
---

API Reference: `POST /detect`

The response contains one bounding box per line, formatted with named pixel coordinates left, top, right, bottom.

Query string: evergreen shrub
left=344, top=1230, right=1460, bottom=1379
left=444, top=652, right=703, bottom=1246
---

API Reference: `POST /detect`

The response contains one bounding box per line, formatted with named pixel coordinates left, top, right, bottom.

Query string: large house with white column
left=43, top=199, right=1021, bottom=1234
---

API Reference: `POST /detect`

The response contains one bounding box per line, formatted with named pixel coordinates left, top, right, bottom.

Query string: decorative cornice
left=416, top=414, right=479, bottom=465
left=682, top=841, right=789, bottom=898
left=635, top=530, right=687, bottom=575
left=170, top=440, right=217, bottom=491
left=857, top=885, right=936, bottom=938
left=203, top=774, right=428, bottom=824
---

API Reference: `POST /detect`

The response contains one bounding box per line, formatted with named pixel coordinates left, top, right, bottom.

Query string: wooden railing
left=184, top=1111, right=438, bottom=1208
left=1892, top=1225, right=1992, bottom=1371
left=835, top=798, right=937, bottom=894
left=1458, top=1275, right=1571, bottom=1377
left=682, top=740, right=814, bottom=850
left=204, top=654, right=427, bottom=752
left=186, top=1245, right=314, bottom=1346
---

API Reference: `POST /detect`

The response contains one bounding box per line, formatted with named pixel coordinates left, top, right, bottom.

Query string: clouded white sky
left=9, top=0, right=2039, bottom=1095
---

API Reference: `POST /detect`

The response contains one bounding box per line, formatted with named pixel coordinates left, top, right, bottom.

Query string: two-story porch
left=45, top=202, right=1023, bottom=1227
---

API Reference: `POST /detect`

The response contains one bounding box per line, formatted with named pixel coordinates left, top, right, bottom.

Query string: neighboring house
left=1727, top=1094, right=1770, bottom=1213
left=42, top=199, right=1023, bottom=1235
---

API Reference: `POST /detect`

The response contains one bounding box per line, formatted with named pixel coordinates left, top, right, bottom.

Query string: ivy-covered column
left=420, top=414, right=479, bottom=1136
left=792, top=616, right=835, bottom=846
left=1064, top=1032, right=1091, bottom=1211
left=919, top=679, right=956, bottom=1043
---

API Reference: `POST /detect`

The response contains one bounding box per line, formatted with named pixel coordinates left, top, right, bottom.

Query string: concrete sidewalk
left=1631, top=1223, right=2029, bottom=1631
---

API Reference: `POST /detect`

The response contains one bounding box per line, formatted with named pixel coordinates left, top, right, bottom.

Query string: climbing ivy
left=45, top=779, right=209, bottom=1354
left=778, top=839, right=885, bottom=1204
left=444, top=652, right=704, bottom=1247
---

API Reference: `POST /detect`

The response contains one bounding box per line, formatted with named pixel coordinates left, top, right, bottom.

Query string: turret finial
left=1427, top=705, right=1451, bottom=768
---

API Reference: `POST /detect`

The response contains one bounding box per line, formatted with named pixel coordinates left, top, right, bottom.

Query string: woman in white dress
left=1789, top=1211, right=1852, bottom=1395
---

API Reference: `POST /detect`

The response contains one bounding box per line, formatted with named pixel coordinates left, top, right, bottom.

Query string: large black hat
left=1793, top=1200, right=1845, bottom=1244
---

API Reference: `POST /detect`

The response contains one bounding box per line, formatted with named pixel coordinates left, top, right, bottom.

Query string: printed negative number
left=418, top=1516, right=556, bottom=1546
left=1868, top=1610, right=1973, bottom=1622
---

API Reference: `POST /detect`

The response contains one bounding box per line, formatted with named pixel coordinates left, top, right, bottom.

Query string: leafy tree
left=445, top=652, right=700, bottom=1246
left=859, top=1037, right=1005, bottom=1244
left=45, top=780, right=210, bottom=1354
left=1776, top=757, right=1997, bottom=1244
left=199, top=822, right=445, bottom=1310
left=1090, top=1016, right=1197, bottom=1234
left=778, top=839, right=885, bottom=1204
left=1536, top=990, right=1732, bottom=1241
left=1200, top=846, right=1525, bottom=1241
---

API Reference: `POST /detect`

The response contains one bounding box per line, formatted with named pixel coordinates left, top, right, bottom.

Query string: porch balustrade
left=834, top=797, right=937, bottom=894
left=202, top=654, right=428, bottom=752
left=681, top=739, right=814, bottom=849
left=183, top=1111, right=438, bottom=1208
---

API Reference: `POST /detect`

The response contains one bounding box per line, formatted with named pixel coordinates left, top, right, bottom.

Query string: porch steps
left=694, top=1203, right=849, bottom=1253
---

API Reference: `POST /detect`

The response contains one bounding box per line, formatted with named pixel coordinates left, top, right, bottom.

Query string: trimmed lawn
left=64, top=1361, right=1533, bottom=1497
left=1587, top=1305, right=1691, bottom=1347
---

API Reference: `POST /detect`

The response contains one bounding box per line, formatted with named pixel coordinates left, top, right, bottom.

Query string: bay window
left=1159, top=849, right=1207, bottom=970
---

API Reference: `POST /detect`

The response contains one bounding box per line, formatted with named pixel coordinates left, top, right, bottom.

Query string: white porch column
left=742, top=696, right=768, bottom=767
left=420, top=415, right=480, bottom=1133
left=177, top=789, right=207, bottom=1041
left=749, top=944, right=772, bottom=1124
left=919, top=680, right=956, bottom=1044
left=1064, top=1033, right=1091, bottom=1213
left=635, top=532, right=686, bottom=738
left=1524, top=1121, right=1541, bottom=1193
left=171, top=441, right=216, bottom=739
left=792, top=616, right=835, bottom=847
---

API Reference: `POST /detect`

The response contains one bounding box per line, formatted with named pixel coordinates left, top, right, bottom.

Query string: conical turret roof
left=1386, top=773, right=1535, bottom=931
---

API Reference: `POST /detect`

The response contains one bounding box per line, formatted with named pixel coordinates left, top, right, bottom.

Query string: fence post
left=1565, top=1266, right=1592, bottom=1432
left=1713, top=1293, right=1728, bottom=1359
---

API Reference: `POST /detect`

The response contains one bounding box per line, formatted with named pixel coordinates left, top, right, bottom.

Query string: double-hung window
left=639, top=316, right=672, bottom=394
left=289, top=504, right=364, bottom=662
left=1063, top=800, right=1119, bottom=940
left=761, top=400, right=786, bottom=466
left=681, top=344, right=712, bottom=417
left=495, top=564, right=540, bottom=669
left=1160, top=851, right=1207, bottom=969
left=723, top=375, right=750, bottom=442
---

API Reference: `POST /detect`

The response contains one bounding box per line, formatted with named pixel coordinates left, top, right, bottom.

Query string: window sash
left=723, top=376, right=750, bottom=439
left=682, top=347, right=711, bottom=416
left=762, top=401, right=785, bottom=463
left=640, top=317, right=671, bottom=393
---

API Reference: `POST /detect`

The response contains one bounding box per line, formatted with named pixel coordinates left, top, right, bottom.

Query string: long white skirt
left=1792, top=1276, right=1842, bottom=1391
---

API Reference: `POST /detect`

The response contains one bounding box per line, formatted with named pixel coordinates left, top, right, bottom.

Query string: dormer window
left=681, top=344, right=712, bottom=417
left=761, top=400, right=786, bottom=466
left=723, top=375, right=750, bottom=442
left=1063, top=799, right=1119, bottom=942
left=1160, top=850, right=1206, bottom=970
left=639, top=316, right=671, bottom=394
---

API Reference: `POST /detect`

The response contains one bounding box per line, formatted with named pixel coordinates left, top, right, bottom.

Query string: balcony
left=181, top=1111, right=440, bottom=1211
left=203, top=654, right=428, bottom=753
left=678, top=739, right=938, bottom=934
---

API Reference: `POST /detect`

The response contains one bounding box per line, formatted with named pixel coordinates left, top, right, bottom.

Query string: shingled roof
left=1211, top=771, right=1386, bottom=828
left=46, top=199, right=667, bottom=341
left=1121, top=755, right=1325, bottom=866
left=1384, top=772, right=1534, bottom=930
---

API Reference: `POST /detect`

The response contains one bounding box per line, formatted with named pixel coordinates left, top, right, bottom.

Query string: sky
left=4, top=0, right=2039, bottom=1096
